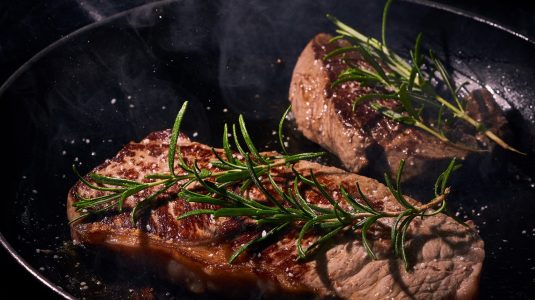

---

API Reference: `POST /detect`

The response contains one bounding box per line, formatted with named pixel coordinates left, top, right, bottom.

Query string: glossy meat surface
left=68, top=130, right=484, bottom=299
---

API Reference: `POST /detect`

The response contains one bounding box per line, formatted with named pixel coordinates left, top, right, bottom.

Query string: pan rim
left=0, top=232, right=76, bottom=299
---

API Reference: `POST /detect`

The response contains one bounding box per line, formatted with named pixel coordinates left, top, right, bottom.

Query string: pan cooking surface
left=2, top=0, right=535, bottom=298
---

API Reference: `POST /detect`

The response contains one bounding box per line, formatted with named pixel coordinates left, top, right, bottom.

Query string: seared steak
left=68, top=130, right=484, bottom=299
left=289, top=33, right=508, bottom=181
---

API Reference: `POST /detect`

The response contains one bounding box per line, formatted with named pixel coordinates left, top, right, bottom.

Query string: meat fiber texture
left=68, top=130, right=484, bottom=299
left=289, top=33, right=508, bottom=182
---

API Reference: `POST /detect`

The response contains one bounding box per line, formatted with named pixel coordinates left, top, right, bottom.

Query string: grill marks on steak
left=289, top=33, right=508, bottom=181
left=68, top=130, right=484, bottom=299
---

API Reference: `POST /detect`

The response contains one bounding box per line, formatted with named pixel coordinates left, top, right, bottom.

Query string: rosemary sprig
left=325, top=0, right=524, bottom=154
left=179, top=153, right=455, bottom=267
left=72, top=101, right=461, bottom=269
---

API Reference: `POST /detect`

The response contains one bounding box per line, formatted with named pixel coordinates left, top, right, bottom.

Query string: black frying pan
left=2, top=0, right=535, bottom=298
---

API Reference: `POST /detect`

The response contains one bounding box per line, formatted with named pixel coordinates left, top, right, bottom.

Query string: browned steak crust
left=289, top=33, right=508, bottom=181
left=68, top=130, right=484, bottom=299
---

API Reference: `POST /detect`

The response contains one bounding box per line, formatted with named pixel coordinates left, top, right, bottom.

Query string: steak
left=68, top=130, right=484, bottom=299
left=289, top=33, right=508, bottom=182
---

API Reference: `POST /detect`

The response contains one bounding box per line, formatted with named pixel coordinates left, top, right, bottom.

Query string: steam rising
left=217, top=0, right=330, bottom=119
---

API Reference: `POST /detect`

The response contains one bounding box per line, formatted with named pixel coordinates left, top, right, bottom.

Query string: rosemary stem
left=485, top=130, right=526, bottom=155
left=415, top=120, right=486, bottom=152
left=434, top=96, right=526, bottom=154
left=357, top=188, right=449, bottom=218
left=208, top=158, right=286, bottom=177
left=414, top=188, right=449, bottom=212
left=435, top=95, right=465, bottom=116
left=147, top=179, right=174, bottom=187
left=390, top=59, right=412, bottom=78
left=413, top=120, right=448, bottom=143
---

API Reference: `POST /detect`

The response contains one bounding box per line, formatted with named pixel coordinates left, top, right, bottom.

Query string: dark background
left=1, top=0, right=534, bottom=298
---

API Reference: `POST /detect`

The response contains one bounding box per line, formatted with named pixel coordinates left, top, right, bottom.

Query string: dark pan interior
left=2, top=0, right=535, bottom=298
